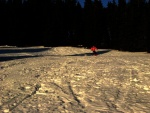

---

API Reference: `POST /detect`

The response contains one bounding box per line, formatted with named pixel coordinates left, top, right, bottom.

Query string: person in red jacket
left=91, top=46, right=98, bottom=55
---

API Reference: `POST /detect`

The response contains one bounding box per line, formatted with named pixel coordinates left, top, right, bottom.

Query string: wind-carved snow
left=49, top=47, right=91, bottom=56
left=0, top=46, right=150, bottom=113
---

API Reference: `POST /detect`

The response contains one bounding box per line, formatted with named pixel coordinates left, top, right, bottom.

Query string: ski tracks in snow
left=0, top=47, right=150, bottom=113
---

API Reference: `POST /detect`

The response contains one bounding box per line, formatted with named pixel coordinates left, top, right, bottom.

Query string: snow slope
left=0, top=46, right=150, bottom=113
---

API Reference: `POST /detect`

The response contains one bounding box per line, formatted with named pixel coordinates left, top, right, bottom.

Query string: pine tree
left=118, top=0, right=126, bottom=8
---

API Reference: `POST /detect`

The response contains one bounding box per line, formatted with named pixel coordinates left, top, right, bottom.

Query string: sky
left=78, top=0, right=129, bottom=8
left=78, top=0, right=115, bottom=8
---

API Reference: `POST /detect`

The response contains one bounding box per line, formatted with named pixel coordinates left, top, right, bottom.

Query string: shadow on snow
left=0, top=55, right=39, bottom=62
left=67, top=49, right=111, bottom=56
left=0, top=47, right=50, bottom=54
left=0, top=47, right=111, bottom=62
left=0, top=47, right=50, bottom=62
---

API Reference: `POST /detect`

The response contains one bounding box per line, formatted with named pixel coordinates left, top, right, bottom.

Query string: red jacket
left=91, top=46, right=97, bottom=51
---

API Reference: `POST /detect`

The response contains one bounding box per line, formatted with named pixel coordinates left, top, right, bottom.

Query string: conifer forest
left=0, top=0, right=150, bottom=52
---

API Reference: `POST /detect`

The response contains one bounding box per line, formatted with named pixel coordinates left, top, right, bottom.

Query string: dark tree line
left=0, top=0, right=150, bottom=52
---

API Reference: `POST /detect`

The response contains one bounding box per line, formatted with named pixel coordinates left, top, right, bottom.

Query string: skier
left=91, top=46, right=98, bottom=56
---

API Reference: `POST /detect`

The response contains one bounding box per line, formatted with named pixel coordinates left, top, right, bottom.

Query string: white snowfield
left=0, top=46, right=150, bottom=113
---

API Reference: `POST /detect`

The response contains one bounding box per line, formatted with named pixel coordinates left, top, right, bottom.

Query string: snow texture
left=0, top=46, right=150, bottom=113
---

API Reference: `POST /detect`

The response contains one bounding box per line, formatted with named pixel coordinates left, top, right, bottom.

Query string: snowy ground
left=0, top=46, right=150, bottom=113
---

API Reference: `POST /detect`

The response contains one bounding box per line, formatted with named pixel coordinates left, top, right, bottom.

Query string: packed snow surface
left=0, top=46, right=150, bottom=113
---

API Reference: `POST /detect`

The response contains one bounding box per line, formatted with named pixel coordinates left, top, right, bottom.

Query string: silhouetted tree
left=106, top=0, right=118, bottom=49
left=93, top=0, right=107, bottom=47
